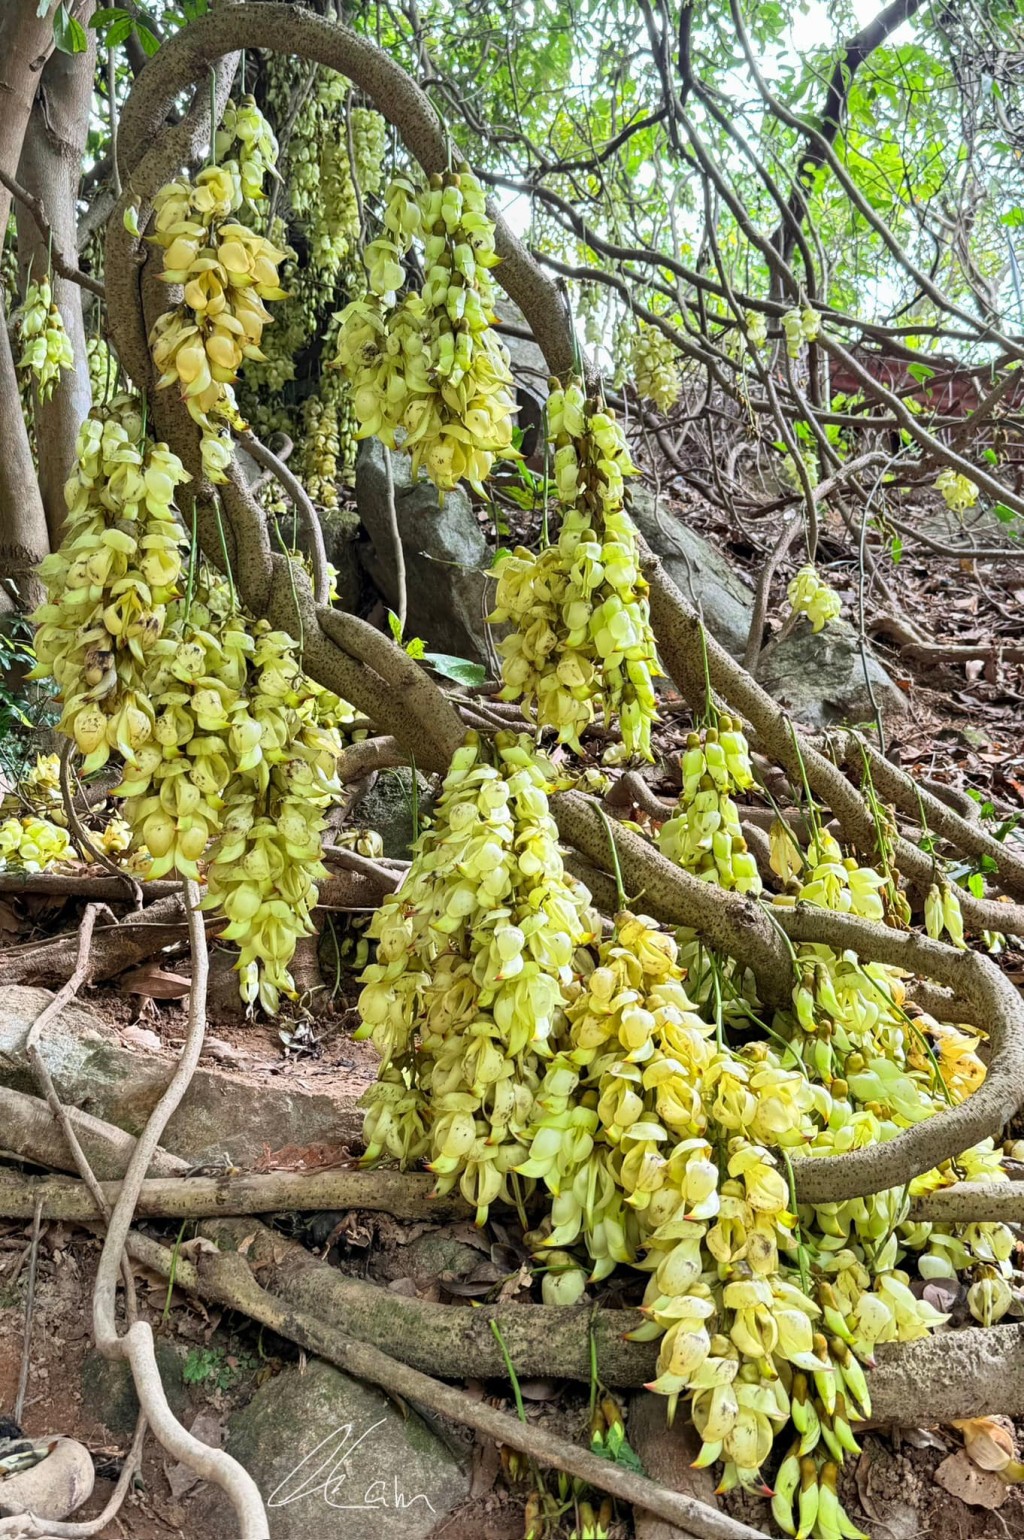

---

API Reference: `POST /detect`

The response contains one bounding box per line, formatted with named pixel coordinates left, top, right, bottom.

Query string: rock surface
left=81, top=1344, right=187, bottom=1436
left=760, top=622, right=908, bottom=729
left=355, top=439, right=493, bottom=664
left=628, top=486, right=759, bottom=660
left=0, top=988, right=371, bottom=1166
left=217, top=1359, right=469, bottom=1539
left=347, top=766, right=436, bottom=860
left=630, top=487, right=906, bottom=725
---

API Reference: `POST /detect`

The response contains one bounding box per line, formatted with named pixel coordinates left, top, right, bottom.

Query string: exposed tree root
left=0, top=1166, right=450, bottom=1222
left=0, top=869, right=385, bottom=987
left=129, top=1229, right=769, bottom=1540
left=89, top=883, right=268, bottom=1537
left=155, top=1219, right=1024, bottom=1429
left=0, top=1086, right=188, bottom=1181
left=0, top=894, right=187, bottom=987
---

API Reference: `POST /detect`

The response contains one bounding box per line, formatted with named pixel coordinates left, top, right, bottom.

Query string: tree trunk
left=0, top=322, right=47, bottom=610
left=17, top=2, right=96, bottom=549
left=0, top=3, right=54, bottom=599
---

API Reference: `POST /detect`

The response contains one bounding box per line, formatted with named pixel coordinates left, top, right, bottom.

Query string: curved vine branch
left=98, top=2, right=1024, bottom=1208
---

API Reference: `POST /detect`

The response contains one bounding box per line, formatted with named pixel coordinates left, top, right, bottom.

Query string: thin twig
left=13, top=1199, right=43, bottom=1426
left=59, top=741, right=142, bottom=907
left=236, top=427, right=330, bottom=606
left=22, top=903, right=140, bottom=1319
left=383, top=446, right=407, bottom=630
left=742, top=511, right=799, bottom=673
left=0, top=167, right=105, bottom=300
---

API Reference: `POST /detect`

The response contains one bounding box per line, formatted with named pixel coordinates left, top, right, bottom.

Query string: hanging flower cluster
left=30, top=394, right=350, bottom=1013
left=787, top=565, right=842, bottom=633
left=782, top=306, right=819, bottom=358
left=334, top=166, right=517, bottom=491
left=355, top=733, right=595, bottom=1219
left=488, top=380, right=661, bottom=758
left=147, top=158, right=287, bottom=483
left=658, top=721, right=761, bottom=893
left=356, top=713, right=1015, bottom=1537
left=629, top=322, right=682, bottom=412
left=17, top=275, right=74, bottom=400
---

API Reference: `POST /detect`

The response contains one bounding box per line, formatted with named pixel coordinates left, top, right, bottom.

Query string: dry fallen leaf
left=178, top=1236, right=218, bottom=1262
left=120, top=1024, right=162, bottom=1053
left=120, top=963, right=191, bottom=1000
left=953, top=1416, right=1024, bottom=1482
left=935, top=1449, right=1009, bottom=1509
left=164, top=1413, right=225, bottom=1499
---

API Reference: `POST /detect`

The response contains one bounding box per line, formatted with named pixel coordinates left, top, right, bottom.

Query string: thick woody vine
left=23, top=5, right=1015, bottom=1536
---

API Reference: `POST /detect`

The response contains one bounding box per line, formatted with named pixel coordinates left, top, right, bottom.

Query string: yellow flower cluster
left=355, top=719, right=1014, bottom=1526
left=87, top=335, right=116, bottom=406
left=658, top=721, right=761, bottom=893
left=148, top=161, right=287, bottom=482
left=935, top=466, right=979, bottom=512
left=629, top=321, right=682, bottom=412
left=489, top=380, right=661, bottom=758
left=30, top=399, right=191, bottom=775
left=787, top=565, right=842, bottom=633
left=199, top=618, right=343, bottom=1015
left=356, top=733, right=594, bottom=1219
left=0, top=814, right=72, bottom=872
left=18, top=275, right=74, bottom=401
left=215, top=95, right=279, bottom=206
left=782, top=305, right=820, bottom=358
left=334, top=167, right=516, bottom=491
left=30, top=395, right=350, bottom=1014
left=1, top=753, right=62, bottom=817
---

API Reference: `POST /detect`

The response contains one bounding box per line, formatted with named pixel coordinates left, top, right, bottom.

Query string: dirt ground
left=4, top=1205, right=1024, bottom=1539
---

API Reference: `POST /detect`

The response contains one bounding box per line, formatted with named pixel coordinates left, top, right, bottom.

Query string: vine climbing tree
left=2, top=0, right=1024, bottom=1536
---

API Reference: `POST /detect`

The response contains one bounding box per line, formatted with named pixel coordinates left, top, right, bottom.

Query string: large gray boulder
left=355, top=439, right=493, bottom=664
left=630, top=487, right=906, bottom=727
left=629, top=486, right=757, bottom=660
left=217, top=1359, right=469, bottom=1539
left=759, top=622, right=907, bottom=730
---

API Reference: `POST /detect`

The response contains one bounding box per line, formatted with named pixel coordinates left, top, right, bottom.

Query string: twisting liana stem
left=91, top=881, right=268, bottom=1538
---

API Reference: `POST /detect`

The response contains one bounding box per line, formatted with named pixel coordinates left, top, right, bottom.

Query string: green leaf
left=134, top=21, right=161, bottom=55
left=53, top=3, right=88, bottom=52
left=967, top=871, right=985, bottom=899
left=906, top=362, right=935, bottom=384
left=890, top=534, right=902, bottom=565
left=106, top=15, right=134, bottom=46
left=404, top=636, right=427, bottom=659
left=491, top=547, right=512, bottom=567
left=993, top=503, right=1018, bottom=524
left=424, top=652, right=487, bottom=687
left=91, top=6, right=127, bottom=26
left=123, top=203, right=141, bottom=237
left=386, top=608, right=404, bottom=644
